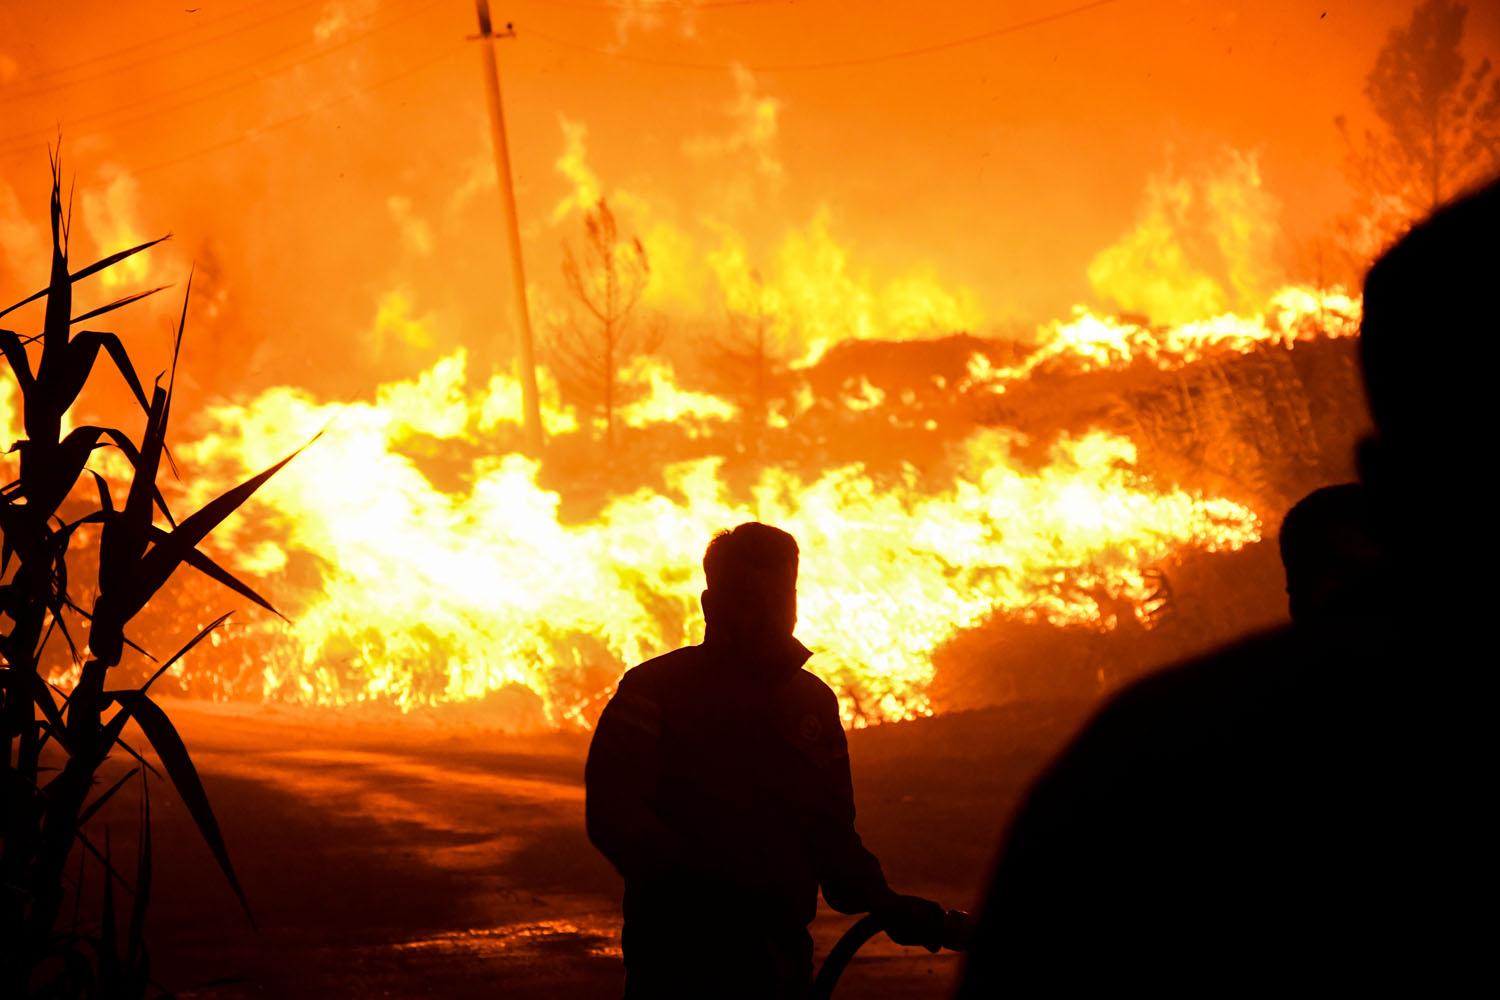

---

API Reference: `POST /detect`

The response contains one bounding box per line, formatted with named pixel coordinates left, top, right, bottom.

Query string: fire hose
left=808, top=908, right=971, bottom=1000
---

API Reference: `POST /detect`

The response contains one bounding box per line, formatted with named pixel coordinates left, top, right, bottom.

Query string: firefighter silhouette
left=586, top=522, right=947, bottom=999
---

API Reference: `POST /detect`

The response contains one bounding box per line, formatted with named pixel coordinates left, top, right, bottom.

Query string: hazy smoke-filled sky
left=2, top=0, right=1496, bottom=401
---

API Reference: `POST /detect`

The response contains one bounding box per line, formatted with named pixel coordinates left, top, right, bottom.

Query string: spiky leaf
left=106, top=691, right=252, bottom=921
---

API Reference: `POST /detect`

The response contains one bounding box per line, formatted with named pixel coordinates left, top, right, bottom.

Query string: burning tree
left=0, top=159, right=304, bottom=996
left=1337, top=0, right=1500, bottom=257
left=712, top=268, right=789, bottom=460
left=551, top=198, right=655, bottom=450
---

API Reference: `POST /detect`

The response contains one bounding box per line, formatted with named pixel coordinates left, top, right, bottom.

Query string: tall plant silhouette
left=1, top=155, right=309, bottom=997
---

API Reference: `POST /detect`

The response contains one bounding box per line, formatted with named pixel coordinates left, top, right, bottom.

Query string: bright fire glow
left=963, top=286, right=1361, bottom=392
left=153, top=288, right=1362, bottom=727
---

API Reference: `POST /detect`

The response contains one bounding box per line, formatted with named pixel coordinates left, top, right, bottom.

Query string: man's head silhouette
left=701, top=521, right=799, bottom=644
left=1278, top=483, right=1381, bottom=625
left=1358, top=178, right=1498, bottom=563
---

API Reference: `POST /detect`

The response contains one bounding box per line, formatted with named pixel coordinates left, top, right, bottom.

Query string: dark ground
left=107, top=697, right=1096, bottom=999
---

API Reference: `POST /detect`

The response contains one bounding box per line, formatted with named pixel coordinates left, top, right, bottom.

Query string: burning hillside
left=0, top=15, right=1385, bottom=731
left=0, top=123, right=1372, bottom=730
left=7, top=280, right=1348, bottom=730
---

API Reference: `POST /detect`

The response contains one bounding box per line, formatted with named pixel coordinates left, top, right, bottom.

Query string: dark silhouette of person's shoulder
left=976, top=627, right=1334, bottom=967
left=1055, top=625, right=1300, bottom=763
left=1004, top=623, right=1324, bottom=855
left=785, top=665, right=840, bottom=717
left=614, top=644, right=705, bottom=700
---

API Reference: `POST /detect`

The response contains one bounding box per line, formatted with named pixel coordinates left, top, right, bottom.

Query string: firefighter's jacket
left=584, top=635, right=890, bottom=995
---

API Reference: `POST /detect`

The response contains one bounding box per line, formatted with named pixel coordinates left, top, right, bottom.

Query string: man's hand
left=875, top=893, right=948, bottom=953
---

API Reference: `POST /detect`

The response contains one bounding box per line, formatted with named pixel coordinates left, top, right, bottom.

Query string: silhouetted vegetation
left=550, top=198, right=655, bottom=450
left=711, top=268, right=790, bottom=462
left=1336, top=0, right=1500, bottom=258
left=0, top=156, right=306, bottom=998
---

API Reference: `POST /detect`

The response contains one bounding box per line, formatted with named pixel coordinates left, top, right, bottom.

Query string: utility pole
left=471, top=0, right=543, bottom=451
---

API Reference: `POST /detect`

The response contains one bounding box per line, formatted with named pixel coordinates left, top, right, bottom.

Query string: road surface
left=109, top=698, right=1090, bottom=998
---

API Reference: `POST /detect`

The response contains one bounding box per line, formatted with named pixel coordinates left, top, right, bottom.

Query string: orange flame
left=5, top=276, right=1357, bottom=726
left=178, top=328, right=1272, bottom=726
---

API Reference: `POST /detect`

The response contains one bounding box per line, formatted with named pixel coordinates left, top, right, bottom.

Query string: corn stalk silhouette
left=1, top=156, right=309, bottom=997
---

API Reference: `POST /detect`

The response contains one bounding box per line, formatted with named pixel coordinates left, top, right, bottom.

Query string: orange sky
left=2, top=0, right=1497, bottom=400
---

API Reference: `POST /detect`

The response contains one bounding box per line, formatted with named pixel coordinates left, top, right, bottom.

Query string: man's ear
left=701, top=588, right=714, bottom=622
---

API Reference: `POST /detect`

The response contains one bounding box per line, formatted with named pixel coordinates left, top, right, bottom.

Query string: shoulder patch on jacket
left=798, top=712, right=824, bottom=743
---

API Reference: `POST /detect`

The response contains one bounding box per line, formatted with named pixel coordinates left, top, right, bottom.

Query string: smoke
left=612, top=0, right=710, bottom=44
left=387, top=195, right=434, bottom=257
left=0, top=177, right=45, bottom=283
left=313, top=0, right=380, bottom=45
left=683, top=64, right=784, bottom=187
left=1087, top=149, right=1285, bottom=324
left=79, top=165, right=154, bottom=290
left=369, top=289, right=437, bottom=355
left=552, top=118, right=605, bottom=224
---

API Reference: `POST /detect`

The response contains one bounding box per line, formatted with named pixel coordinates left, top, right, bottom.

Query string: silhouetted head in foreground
left=1278, top=483, right=1381, bottom=626
left=701, top=522, right=799, bottom=649
left=1359, top=178, right=1499, bottom=572
left=952, top=177, right=1500, bottom=999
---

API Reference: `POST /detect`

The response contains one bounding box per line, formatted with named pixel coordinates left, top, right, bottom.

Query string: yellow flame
left=1087, top=150, right=1283, bottom=324
left=964, top=285, right=1360, bottom=393
left=79, top=169, right=151, bottom=291
left=0, top=375, right=18, bottom=452
left=181, top=345, right=1260, bottom=726
left=618, top=357, right=738, bottom=433
left=549, top=124, right=984, bottom=364
left=478, top=365, right=579, bottom=436
left=7, top=276, right=1355, bottom=727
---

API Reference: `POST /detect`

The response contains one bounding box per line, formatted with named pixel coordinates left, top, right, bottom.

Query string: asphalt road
left=105, top=697, right=1092, bottom=998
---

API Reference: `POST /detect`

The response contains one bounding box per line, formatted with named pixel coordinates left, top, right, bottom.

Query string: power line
left=527, top=0, right=800, bottom=9
left=0, top=0, right=438, bottom=147
left=525, top=0, right=1132, bottom=72
left=4, top=0, right=793, bottom=101
left=129, top=43, right=465, bottom=177
left=0, top=0, right=1137, bottom=177
left=0, top=0, right=445, bottom=160
left=2, top=0, right=332, bottom=99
